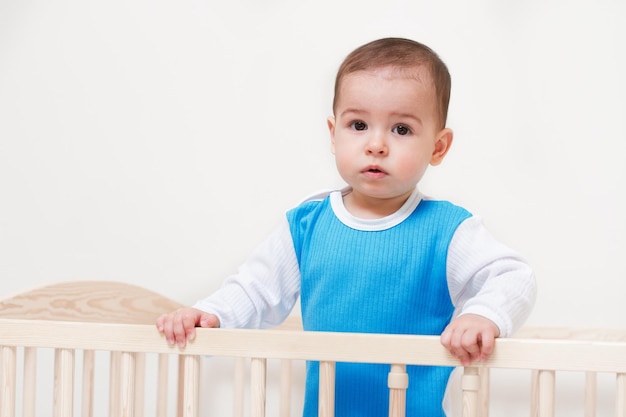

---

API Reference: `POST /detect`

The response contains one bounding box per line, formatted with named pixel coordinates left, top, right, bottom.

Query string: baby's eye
left=350, top=121, right=368, bottom=131
left=392, top=125, right=411, bottom=136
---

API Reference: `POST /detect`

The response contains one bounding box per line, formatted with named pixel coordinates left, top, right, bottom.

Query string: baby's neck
left=342, top=191, right=412, bottom=219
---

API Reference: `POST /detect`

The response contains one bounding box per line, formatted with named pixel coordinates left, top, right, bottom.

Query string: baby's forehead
left=348, top=65, right=435, bottom=88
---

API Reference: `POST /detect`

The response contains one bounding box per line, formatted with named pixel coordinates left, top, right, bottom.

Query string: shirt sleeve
left=192, top=217, right=301, bottom=329
left=446, top=215, right=537, bottom=337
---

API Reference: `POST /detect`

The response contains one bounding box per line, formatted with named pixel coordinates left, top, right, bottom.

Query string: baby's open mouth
left=364, top=166, right=386, bottom=174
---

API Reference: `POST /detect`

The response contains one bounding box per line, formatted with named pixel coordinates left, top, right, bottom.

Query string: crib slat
left=1, top=346, right=17, bottom=417
left=118, top=351, right=137, bottom=417
left=233, top=357, right=246, bottom=417
left=478, top=367, right=490, bottom=417
left=177, top=355, right=184, bottom=417
left=82, top=350, right=95, bottom=417
left=280, top=359, right=292, bottom=417
left=156, top=353, right=169, bottom=417
left=110, top=351, right=121, bottom=417
left=53, top=348, right=75, bottom=417
left=135, top=353, right=146, bottom=417
left=388, top=363, right=408, bottom=417
left=461, top=366, right=480, bottom=417
left=180, top=355, right=200, bottom=417
left=537, top=370, right=555, bottom=417
left=318, top=361, right=335, bottom=417
left=585, top=371, right=597, bottom=417
left=23, top=347, right=36, bottom=417
left=531, top=370, right=539, bottom=417
left=617, top=373, right=626, bottom=417
left=250, top=357, right=267, bottom=417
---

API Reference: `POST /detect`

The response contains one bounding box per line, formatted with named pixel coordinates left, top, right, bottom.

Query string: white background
left=1, top=1, right=625, bottom=414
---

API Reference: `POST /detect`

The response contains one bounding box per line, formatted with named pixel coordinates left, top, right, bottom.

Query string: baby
left=157, top=37, right=536, bottom=416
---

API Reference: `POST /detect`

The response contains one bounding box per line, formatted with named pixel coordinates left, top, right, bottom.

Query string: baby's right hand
left=156, top=307, right=220, bottom=348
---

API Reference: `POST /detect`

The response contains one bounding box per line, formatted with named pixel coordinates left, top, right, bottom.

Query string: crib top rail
left=1, top=318, right=626, bottom=374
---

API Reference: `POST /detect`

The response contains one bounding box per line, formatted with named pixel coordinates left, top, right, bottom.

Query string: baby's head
left=333, top=38, right=451, bottom=130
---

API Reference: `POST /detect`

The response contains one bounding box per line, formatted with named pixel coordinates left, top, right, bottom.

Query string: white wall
left=1, top=0, right=625, bottom=414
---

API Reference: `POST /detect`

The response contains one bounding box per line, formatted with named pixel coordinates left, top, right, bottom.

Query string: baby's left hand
left=440, top=314, right=500, bottom=366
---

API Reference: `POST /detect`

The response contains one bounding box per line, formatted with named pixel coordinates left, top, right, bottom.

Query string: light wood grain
left=280, top=359, right=292, bottom=417
left=181, top=355, right=200, bottom=417
left=388, top=364, right=408, bottom=417
left=0, top=346, right=17, bottom=417
left=462, top=367, right=480, bottom=417
left=318, top=361, right=335, bottom=417
left=53, top=348, right=74, bottom=417
left=250, top=358, right=267, bottom=417
left=0, top=280, right=183, bottom=324
left=23, top=347, right=36, bottom=417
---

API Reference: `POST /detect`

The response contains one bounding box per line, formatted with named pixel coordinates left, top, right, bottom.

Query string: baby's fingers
left=155, top=313, right=179, bottom=345
left=173, top=311, right=200, bottom=347
left=155, top=314, right=167, bottom=333
left=442, top=328, right=481, bottom=366
left=440, top=314, right=500, bottom=365
left=457, top=333, right=482, bottom=366
left=158, top=309, right=199, bottom=348
left=477, top=328, right=497, bottom=361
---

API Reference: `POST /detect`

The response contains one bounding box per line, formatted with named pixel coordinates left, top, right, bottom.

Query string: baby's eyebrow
left=339, top=108, right=369, bottom=118
left=390, top=112, right=423, bottom=126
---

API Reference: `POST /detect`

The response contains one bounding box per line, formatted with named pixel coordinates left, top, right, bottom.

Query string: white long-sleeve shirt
left=193, top=188, right=536, bottom=337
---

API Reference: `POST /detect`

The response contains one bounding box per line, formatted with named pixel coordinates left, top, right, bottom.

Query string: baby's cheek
left=395, top=154, right=429, bottom=182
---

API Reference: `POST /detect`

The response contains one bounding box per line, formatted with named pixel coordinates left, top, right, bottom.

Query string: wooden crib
left=1, top=281, right=625, bottom=417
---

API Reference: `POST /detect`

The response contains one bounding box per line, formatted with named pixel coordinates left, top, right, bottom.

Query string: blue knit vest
left=287, top=194, right=471, bottom=417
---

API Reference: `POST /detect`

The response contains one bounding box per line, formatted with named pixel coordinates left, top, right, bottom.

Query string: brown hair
left=333, top=38, right=451, bottom=129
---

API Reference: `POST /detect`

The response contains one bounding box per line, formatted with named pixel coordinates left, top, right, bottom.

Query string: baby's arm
left=440, top=313, right=499, bottom=366
left=442, top=216, right=537, bottom=365
left=156, top=307, right=220, bottom=348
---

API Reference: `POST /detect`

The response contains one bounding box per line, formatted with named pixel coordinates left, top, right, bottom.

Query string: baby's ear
left=430, top=128, right=453, bottom=166
left=327, top=116, right=337, bottom=154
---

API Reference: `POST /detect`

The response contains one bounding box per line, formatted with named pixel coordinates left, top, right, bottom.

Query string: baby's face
left=328, top=66, right=451, bottom=215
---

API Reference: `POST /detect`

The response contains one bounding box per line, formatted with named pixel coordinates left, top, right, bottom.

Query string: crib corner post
left=388, top=363, right=408, bottom=417
left=461, top=366, right=481, bottom=417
